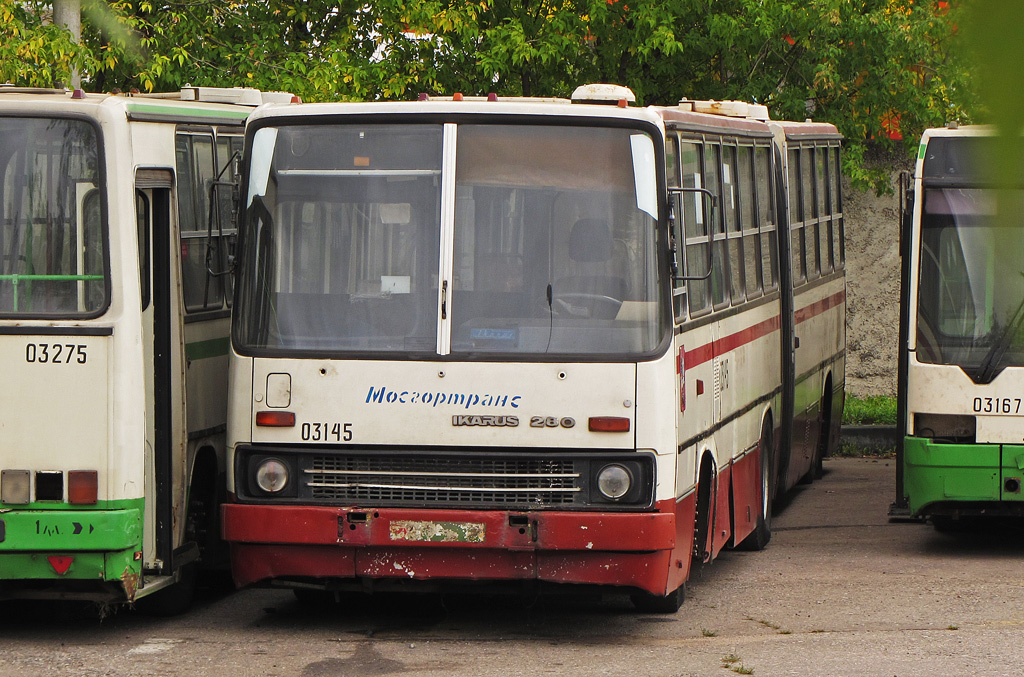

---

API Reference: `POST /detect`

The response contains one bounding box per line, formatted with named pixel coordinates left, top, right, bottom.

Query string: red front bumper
left=223, top=497, right=694, bottom=596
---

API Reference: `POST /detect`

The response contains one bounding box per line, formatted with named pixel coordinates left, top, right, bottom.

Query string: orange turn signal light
left=256, top=411, right=296, bottom=427
left=588, top=416, right=630, bottom=432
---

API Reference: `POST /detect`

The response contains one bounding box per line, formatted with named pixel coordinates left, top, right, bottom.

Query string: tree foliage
left=0, top=0, right=974, bottom=191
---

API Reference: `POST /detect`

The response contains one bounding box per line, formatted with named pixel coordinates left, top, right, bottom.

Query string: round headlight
left=596, top=464, right=632, bottom=500
left=256, top=458, right=289, bottom=493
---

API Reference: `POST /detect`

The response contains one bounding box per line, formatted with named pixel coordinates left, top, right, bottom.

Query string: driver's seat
left=556, top=218, right=628, bottom=300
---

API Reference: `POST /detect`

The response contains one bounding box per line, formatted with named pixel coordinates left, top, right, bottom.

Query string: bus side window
left=831, top=146, right=845, bottom=268
left=723, top=144, right=745, bottom=304
left=802, top=146, right=819, bottom=279
left=788, top=148, right=805, bottom=285
left=681, top=141, right=711, bottom=317
left=816, top=145, right=832, bottom=273
left=667, top=134, right=688, bottom=320
left=137, top=191, right=151, bottom=310
left=706, top=142, right=729, bottom=310
left=216, top=134, right=243, bottom=304
left=739, top=144, right=761, bottom=300
left=176, top=131, right=224, bottom=312
left=756, top=145, right=778, bottom=291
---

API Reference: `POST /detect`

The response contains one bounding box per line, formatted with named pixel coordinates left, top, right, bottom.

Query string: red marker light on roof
left=589, top=416, right=630, bottom=432
left=487, top=93, right=497, bottom=102
left=453, top=92, right=464, bottom=101
left=71, top=89, right=85, bottom=99
left=290, top=95, right=302, bottom=104
left=255, top=411, right=296, bottom=427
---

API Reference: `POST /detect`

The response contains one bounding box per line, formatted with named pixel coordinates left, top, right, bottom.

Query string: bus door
left=134, top=168, right=184, bottom=579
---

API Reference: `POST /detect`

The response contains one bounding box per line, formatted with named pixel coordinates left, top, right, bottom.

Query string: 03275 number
left=26, top=343, right=87, bottom=364
left=973, top=397, right=1022, bottom=415
left=301, top=422, right=353, bottom=442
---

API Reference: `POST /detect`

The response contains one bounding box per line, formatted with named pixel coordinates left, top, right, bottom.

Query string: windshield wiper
left=974, top=272, right=1024, bottom=384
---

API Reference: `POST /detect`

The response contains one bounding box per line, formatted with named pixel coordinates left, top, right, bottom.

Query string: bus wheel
left=738, top=419, right=773, bottom=551
left=803, top=389, right=832, bottom=484
left=135, top=475, right=211, bottom=616
left=630, top=584, right=685, bottom=613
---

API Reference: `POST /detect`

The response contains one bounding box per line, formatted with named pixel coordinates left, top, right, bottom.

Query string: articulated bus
left=894, top=125, right=1024, bottom=527
left=0, top=85, right=289, bottom=611
left=223, top=86, right=846, bottom=611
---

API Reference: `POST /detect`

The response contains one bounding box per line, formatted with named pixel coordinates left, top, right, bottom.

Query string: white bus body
left=223, top=89, right=846, bottom=610
left=0, top=86, right=284, bottom=609
left=895, top=125, right=1024, bottom=523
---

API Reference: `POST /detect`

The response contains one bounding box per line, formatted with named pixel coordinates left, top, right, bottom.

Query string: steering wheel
left=552, top=293, right=622, bottom=319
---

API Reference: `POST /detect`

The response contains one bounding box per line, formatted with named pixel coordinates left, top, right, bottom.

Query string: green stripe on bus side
left=918, top=142, right=928, bottom=160
left=185, top=336, right=230, bottom=361
left=125, top=103, right=250, bottom=120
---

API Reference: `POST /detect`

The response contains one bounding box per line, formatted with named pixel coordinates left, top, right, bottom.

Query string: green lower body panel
left=904, top=438, right=1024, bottom=517
left=0, top=503, right=143, bottom=594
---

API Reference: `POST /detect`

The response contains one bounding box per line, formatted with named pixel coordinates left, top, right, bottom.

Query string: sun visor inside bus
left=455, top=127, right=635, bottom=191
left=135, top=168, right=174, bottom=189
left=922, top=137, right=986, bottom=183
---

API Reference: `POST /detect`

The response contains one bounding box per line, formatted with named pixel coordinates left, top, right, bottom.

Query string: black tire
left=630, top=585, right=685, bottom=613
left=690, top=461, right=714, bottom=575
left=738, top=419, right=773, bottom=551
left=135, top=473, right=212, bottom=616
left=134, top=561, right=197, bottom=616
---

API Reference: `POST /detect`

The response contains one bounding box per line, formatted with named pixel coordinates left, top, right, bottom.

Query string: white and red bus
left=222, top=86, right=846, bottom=611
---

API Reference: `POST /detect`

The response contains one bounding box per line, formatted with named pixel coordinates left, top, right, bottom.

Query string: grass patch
left=842, top=395, right=897, bottom=426
left=701, top=627, right=717, bottom=637
left=835, top=441, right=896, bottom=458
left=722, top=654, right=754, bottom=673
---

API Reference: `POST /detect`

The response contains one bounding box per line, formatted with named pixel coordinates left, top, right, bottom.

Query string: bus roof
left=0, top=85, right=292, bottom=125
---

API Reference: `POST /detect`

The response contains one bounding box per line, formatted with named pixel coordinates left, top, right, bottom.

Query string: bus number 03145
left=301, top=422, right=353, bottom=442
left=973, top=397, right=1022, bottom=415
left=25, top=343, right=87, bottom=364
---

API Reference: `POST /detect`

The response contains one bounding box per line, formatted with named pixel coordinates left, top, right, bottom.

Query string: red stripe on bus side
left=683, top=289, right=845, bottom=369
left=685, top=315, right=780, bottom=368
left=794, top=289, right=846, bottom=325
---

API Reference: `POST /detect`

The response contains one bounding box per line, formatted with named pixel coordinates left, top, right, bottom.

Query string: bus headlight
left=255, top=458, right=290, bottom=493
left=596, top=464, right=632, bottom=500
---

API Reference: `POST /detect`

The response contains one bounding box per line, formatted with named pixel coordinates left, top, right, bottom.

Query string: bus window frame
left=0, top=113, right=111, bottom=319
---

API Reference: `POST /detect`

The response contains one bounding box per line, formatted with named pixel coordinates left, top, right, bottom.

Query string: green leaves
left=0, top=0, right=974, bottom=190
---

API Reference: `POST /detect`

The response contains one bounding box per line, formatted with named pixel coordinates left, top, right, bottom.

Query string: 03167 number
left=301, top=421, right=353, bottom=442
left=973, top=397, right=1022, bottom=414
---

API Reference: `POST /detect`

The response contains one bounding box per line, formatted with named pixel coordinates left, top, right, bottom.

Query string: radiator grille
left=304, top=454, right=581, bottom=507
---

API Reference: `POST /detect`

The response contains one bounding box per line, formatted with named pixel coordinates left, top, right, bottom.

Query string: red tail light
left=68, top=470, right=98, bottom=504
left=256, top=411, right=296, bottom=427
left=589, top=416, right=630, bottom=432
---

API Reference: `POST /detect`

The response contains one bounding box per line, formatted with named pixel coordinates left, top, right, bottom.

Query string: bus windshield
left=0, top=117, right=106, bottom=316
left=916, top=187, right=1024, bottom=381
left=236, top=122, right=665, bottom=357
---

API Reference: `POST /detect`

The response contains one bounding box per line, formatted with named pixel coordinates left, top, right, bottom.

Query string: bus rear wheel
left=630, top=584, right=685, bottom=613
left=738, top=419, right=773, bottom=551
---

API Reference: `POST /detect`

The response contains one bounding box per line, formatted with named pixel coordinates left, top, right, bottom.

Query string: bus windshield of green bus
left=0, top=117, right=106, bottom=317
left=916, top=187, right=1024, bottom=382
left=236, top=122, right=664, bottom=357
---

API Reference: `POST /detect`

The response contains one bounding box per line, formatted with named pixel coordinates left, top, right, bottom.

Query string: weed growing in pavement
left=701, top=627, right=717, bottom=637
